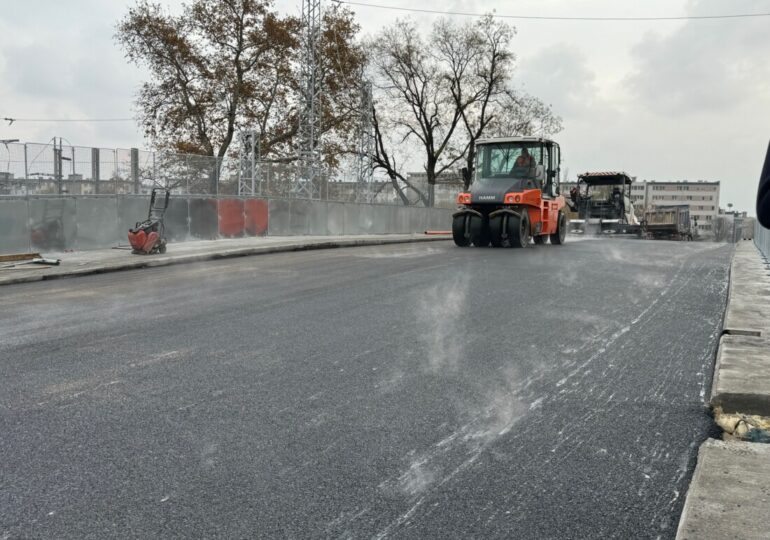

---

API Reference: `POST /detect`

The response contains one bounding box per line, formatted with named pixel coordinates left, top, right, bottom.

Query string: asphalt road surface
left=0, top=238, right=731, bottom=539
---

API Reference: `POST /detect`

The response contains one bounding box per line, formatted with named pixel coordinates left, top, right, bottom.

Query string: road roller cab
left=453, top=137, right=567, bottom=248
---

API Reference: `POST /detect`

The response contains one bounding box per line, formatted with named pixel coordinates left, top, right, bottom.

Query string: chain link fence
left=0, top=141, right=458, bottom=207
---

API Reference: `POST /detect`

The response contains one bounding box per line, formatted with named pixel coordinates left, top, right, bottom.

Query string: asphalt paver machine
left=452, top=136, right=567, bottom=248
left=568, top=171, right=641, bottom=235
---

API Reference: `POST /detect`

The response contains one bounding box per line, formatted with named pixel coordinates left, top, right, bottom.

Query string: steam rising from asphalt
left=413, top=278, right=529, bottom=440
left=388, top=279, right=528, bottom=501
left=416, top=278, right=469, bottom=374
left=398, top=458, right=435, bottom=496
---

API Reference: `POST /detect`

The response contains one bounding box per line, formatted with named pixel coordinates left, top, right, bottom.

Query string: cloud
left=0, top=0, right=149, bottom=147
left=516, top=44, right=601, bottom=118
left=626, top=0, right=770, bottom=115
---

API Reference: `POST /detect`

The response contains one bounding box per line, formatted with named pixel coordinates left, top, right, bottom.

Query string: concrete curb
left=0, top=235, right=450, bottom=287
left=711, top=334, right=770, bottom=417
left=676, top=439, right=770, bottom=540
left=677, top=242, right=770, bottom=539
left=710, top=242, right=770, bottom=420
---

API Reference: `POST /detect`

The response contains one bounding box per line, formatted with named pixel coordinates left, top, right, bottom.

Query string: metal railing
left=756, top=220, right=770, bottom=259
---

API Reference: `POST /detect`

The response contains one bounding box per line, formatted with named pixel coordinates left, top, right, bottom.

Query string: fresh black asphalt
left=0, top=238, right=731, bottom=539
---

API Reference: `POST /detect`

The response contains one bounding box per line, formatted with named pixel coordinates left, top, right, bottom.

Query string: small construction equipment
left=128, top=189, right=170, bottom=254
left=568, top=172, right=641, bottom=235
left=642, top=205, right=693, bottom=240
left=453, top=136, right=567, bottom=248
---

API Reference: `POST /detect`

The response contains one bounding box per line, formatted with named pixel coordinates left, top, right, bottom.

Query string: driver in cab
left=514, top=148, right=535, bottom=170
left=511, top=148, right=538, bottom=183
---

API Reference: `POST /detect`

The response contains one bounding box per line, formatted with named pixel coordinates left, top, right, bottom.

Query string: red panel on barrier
left=244, top=199, right=268, bottom=236
left=218, top=199, right=245, bottom=237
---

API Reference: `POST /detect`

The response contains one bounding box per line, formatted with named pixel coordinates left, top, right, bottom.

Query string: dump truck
left=452, top=136, right=567, bottom=248
left=642, top=205, right=693, bottom=240
left=568, top=172, right=641, bottom=235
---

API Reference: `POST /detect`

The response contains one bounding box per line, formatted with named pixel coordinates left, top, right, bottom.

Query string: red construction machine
left=453, top=136, right=567, bottom=248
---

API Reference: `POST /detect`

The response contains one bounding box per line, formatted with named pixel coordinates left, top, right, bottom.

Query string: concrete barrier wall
left=1, top=195, right=452, bottom=253
left=75, top=197, right=119, bottom=249
left=29, top=198, right=77, bottom=252
left=0, top=199, right=30, bottom=253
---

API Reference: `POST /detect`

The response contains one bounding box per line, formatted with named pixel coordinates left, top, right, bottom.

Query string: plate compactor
left=128, top=189, right=170, bottom=254
left=453, top=136, right=567, bottom=248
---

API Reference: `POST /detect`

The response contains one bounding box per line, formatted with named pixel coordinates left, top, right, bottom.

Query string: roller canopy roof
left=476, top=136, right=558, bottom=145
left=578, top=172, right=633, bottom=185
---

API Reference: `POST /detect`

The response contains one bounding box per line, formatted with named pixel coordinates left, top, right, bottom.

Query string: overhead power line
left=3, top=117, right=134, bottom=125
left=332, top=0, right=770, bottom=21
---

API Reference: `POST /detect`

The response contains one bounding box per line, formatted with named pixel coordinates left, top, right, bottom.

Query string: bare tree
left=370, top=15, right=563, bottom=199
left=437, top=16, right=514, bottom=191
left=372, top=105, right=429, bottom=206
left=486, top=90, right=562, bottom=139
left=369, top=20, right=469, bottom=206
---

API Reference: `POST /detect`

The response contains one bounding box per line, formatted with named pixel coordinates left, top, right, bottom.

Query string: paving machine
left=128, top=188, right=170, bottom=254
left=568, top=171, right=640, bottom=235
left=452, top=136, right=567, bottom=248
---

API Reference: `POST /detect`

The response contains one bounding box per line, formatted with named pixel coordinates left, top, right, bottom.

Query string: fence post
left=130, top=148, right=139, bottom=194
left=91, top=148, right=100, bottom=194
left=23, top=143, right=29, bottom=197
left=114, top=149, right=118, bottom=194
left=54, top=139, right=63, bottom=194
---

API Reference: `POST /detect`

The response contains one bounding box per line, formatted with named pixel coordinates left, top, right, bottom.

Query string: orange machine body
left=457, top=188, right=566, bottom=237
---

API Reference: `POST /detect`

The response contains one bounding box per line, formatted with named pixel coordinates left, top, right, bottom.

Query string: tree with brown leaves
left=117, top=0, right=364, bottom=192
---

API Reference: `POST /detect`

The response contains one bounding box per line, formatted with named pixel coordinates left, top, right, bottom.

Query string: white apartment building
left=630, top=180, right=720, bottom=235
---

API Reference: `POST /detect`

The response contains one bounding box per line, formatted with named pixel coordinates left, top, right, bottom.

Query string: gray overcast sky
left=1, top=0, right=768, bottom=213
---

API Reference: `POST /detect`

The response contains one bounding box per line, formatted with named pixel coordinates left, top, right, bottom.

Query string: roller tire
left=489, top=216, right=504, bottom=247
left=550, top=212, right=567, bottom=245
left=469, top=215, right=490, bottom=247
left=452, top=215, right=470, bottom=247
left=533, top=235, right=546, bottom=245
left=508, top=210, right=530, bottom=248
